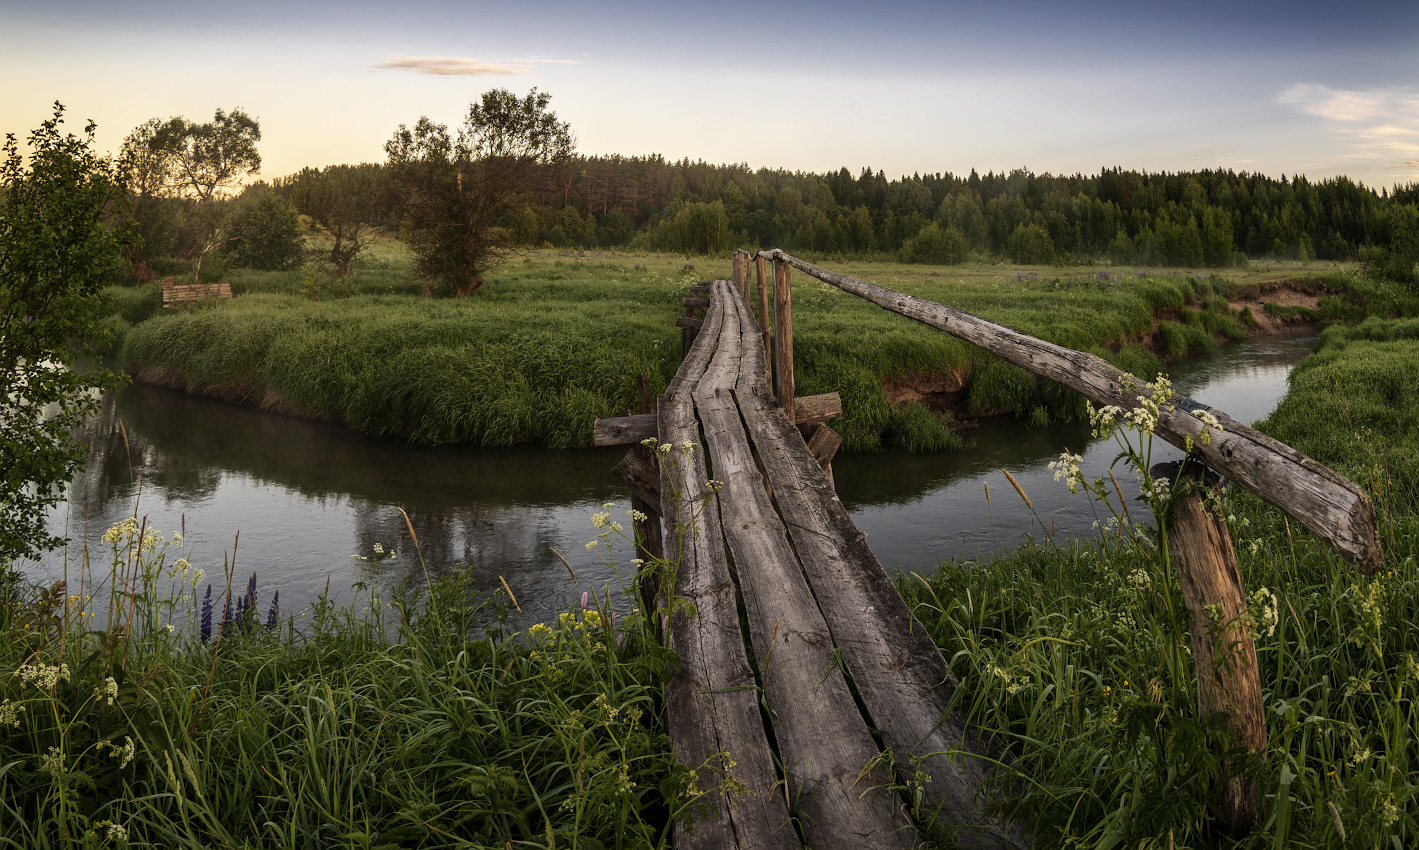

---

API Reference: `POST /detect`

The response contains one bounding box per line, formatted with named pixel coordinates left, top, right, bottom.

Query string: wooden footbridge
left=594, top=250, right=1381, bottom=848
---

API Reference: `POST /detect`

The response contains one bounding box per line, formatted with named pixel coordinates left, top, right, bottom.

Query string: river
left=21, top=330, right=1319, bottom=627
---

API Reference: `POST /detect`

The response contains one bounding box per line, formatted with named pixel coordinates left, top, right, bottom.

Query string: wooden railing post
left=1152, top=460, right=1266, bottom=836
left=732, top=251, right=747, bottom=302
left=755, top=253, right=772, bottom=393
left=774, top=257, right=795, bottom=424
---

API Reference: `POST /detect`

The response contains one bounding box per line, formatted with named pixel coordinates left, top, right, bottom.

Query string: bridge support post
left=773, top=258, right=795, bottom=423
left=755, top=254, right=772, bottom=393
left=1152, top=460, right=1266, bottom=837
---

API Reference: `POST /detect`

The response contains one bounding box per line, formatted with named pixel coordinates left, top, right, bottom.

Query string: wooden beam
left=773, top=259, right=795, bottom=424
left=755, top=254, right=772, bottom=393
left=611, top=449, right=663, bottom=517
left=675, top=316, right=705, bottom=331
left=683, top=297, right=711, bottom=310
left=593, top=413, right=657, bottom=447
left=1152, top=461, right=1265, bottom=836
left=768, top=250, right=1382, bottom=573
left=806, top=423, right=843, bottom=469
left=795, top=391, right=841, bottom=425
left=594, top=391, right=841, bottom=447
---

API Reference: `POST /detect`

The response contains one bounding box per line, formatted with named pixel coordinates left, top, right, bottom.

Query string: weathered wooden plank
left=611, top=449, right=662, bottom=517
left=676, top=316, right=705, bottom=331
left=659, top=395, right=793, bottom=850
left=1152, top=461, right=1265, bottom=836
left=768, top=250, right=1381, bottom=573
left=698, top=281, right=745, bottom=394
left=689, top=283, right=712, bottom=294
left=735, top=388, right=1027, bottom=850
left=684, top=297, right=711, bottom=310
left=593, top=413, right=658, bottom=447
left=666, top=282, right=727, bottom=396
left=694, top=389, right=914, bottom=849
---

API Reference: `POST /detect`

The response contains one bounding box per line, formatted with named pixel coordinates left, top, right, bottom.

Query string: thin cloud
left=371, top=55, right=579, bottom=77
left=1278, top=83, right=1419, bottom=173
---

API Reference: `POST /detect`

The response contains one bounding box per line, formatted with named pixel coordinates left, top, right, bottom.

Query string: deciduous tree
left=1, top=104, right=135, bottom=560
left=385, top=88, right=574, bottom=294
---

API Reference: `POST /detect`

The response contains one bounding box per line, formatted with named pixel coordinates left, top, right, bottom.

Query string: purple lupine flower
left=221, top=596, right=234, bottom=638
left=265, top=591, right=279, bottom=631
left=200, top=584, right=213, bottom=643
left=242, top=573, right=258, bottom=633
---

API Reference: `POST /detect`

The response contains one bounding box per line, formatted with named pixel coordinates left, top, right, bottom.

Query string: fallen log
left=762, top=250, right=1381, bottom=573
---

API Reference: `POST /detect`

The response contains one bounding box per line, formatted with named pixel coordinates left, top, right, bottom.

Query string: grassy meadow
left=7, top=243, right=1419, bottom=846
left=901, top=318, right=1419, bottom=847
left=101, top=242, right=1412, bottom=452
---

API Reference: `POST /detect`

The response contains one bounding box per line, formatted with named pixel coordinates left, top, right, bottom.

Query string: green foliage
left=223, top=188, right=303, bottom=271
left=902, top=354, right=1419, bottom=846
left=900, top=222, right=970, bottom=265
left=968, top=358, right=1037, bottom=413
left=385, top=88, right=575, bottom=293
left=652, top=201, right=731, bottom=254
left=0, top=104, right=135, bottom=560
left=100, top=284, right=163, bottom=325
left=279, top=163, right=388, bottom=275
left=1005, top=222, right=1056, bottom=264
left=0, top=516, right=688, bottom=847
left=890, top=403, right=962, bottom=451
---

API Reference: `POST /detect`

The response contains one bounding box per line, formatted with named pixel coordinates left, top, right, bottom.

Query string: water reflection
left=836, top=331, right=1321, bottom=570
left=25, top=331, right=1318, bottom=626
left=31, top=383, right=631, bottom=626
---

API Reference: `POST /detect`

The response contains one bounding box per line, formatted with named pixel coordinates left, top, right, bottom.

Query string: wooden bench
left=161, top=280, right=232, bottom=307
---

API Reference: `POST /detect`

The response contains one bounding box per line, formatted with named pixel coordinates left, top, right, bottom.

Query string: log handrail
left=754, top=249, right=1381, bottom=573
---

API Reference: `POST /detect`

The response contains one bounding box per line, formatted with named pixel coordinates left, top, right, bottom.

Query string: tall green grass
left=111, top=251, right=1414, bottom=450
left=902, top=322, right=1419, bottom=847
left=0, top=516, right=696, bottom=848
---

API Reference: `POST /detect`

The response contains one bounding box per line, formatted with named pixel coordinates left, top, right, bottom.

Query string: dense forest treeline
left=259, top=158, right=1418, bottom=274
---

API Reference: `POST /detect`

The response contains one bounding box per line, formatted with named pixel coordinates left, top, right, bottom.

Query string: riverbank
left=7, top=318, right=1417, bottom=847
left=900, top=317, right=1419, bottom=847
left=102, top=250, right=1410, bottom=452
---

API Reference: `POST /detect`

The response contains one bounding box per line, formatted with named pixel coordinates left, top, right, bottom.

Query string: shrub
left=1006, top=223, right=1056, bottom=265
left=900, top=222, right=969, bottom=265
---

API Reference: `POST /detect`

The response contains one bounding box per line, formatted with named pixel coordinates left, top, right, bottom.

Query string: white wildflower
left=18, top=662, right=71, bottom=691
left=40, top=746, right=64, bottom=776
left=1048, top=451, right=1084, bottom=494
left=0, top=699, right=23, bottom=728
left=1249, top=586, right=1279, bottom=638
left=94, top=677, right=119, bottom=705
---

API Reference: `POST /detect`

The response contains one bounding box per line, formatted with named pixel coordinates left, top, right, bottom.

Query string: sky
left=3, top=0, right=1418, bottom=190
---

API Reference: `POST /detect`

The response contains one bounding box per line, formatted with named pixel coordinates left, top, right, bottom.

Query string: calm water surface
left=24, top=331, right=1319, bottom=625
